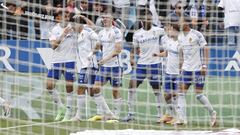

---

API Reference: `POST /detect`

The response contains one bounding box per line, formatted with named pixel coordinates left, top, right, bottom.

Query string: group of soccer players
left=0, top=7, right=217, bottom=127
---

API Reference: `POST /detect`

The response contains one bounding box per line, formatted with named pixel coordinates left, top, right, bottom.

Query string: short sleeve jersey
left=98, top=26, right=123, bottom=67
left=178, top=29, right=207, bottom=71
left=133, top=26, right=165, bottom=65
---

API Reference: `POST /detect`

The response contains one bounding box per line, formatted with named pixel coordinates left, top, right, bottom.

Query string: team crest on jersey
left=153, top=31, right=156, bottom=36
left=189, top=38, right=192, bottom=42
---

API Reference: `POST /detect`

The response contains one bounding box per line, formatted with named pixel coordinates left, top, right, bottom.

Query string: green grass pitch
left=0, top=73, right=239, bottom=135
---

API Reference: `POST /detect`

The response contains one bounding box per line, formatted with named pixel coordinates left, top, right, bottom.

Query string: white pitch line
left=0, top=120, right=67, bottom=131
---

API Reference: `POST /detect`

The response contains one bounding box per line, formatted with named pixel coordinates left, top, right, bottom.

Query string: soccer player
left=153, top=21, right=181, bottom=124
left=70, top=18, right=103, bottom=121
left=123, top=10, right=165, bottom=123
left=175, top=14, right=217, bottom=127
left=47, top=11, right=77, bottom=121
left=0, top=97, right=11, bottom=117
left=88, top=13, right=123, bottom=123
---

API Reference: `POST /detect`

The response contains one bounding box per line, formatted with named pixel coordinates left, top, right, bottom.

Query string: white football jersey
left=161, top=35, right=180, bottom=75
left=49, top=23, right=77, bottom=64
left=113, top=0, right=130, bottom=7
left=133, top=26, right=165, bottom=65
left=218, top=0, right=240, bottom=28
left=77, top=26, right=99, bottom=69
left=137, top=0, right=148, bottom=6
left=178, top=29, right=207, bottom=71
left=98, top=26, right=123, bottom=67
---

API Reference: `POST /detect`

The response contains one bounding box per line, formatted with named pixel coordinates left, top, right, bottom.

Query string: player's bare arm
left=153, top=51, right=168, bottom=57
left=201, top=45, right=209, bottom=76
left=50, top=27, right=72, bottom=49
left=98, top=42, right=122, bottom=65
left=179, top=47, right=184, bottom=73
left=73, top=14, right=95, bottom=28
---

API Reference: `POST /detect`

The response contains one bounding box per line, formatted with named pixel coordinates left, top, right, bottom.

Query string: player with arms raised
left=70, top=17, right=104, bottom=121
left=47, top=10, right=77, bottom=121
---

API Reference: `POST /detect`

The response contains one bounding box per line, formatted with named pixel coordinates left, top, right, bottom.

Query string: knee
left=92, top=84, right=100, bottom=94
left=164, top=93, right=172, bottom=102
left=66, top=82, right=74, bottom=93
left=112, top=89, right=120, bottom=99
left=46, top=82, right=54, bottom=90
left=77, top=86, right=86, bottom=95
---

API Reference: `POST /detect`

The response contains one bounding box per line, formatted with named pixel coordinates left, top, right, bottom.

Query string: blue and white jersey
left=77, top=25, right=99, bottom=69
left=49, top=23, right=77, bottom=64
left=161, top=35, right=180, bottom=75
left=98, top=26, right=123, bottom=67
left=178, top=29, right=207, bottom=71
left=133, top=26, right=165, bottom=65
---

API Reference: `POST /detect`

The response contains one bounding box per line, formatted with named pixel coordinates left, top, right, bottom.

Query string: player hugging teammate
left=40, top=8, right=217, bottom=126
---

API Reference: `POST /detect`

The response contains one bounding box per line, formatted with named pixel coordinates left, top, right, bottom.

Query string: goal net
left=0, top=0, right=239, bottom=134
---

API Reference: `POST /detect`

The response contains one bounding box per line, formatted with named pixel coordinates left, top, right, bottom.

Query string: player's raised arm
left=73, top=14, right=95, bottom=28
left=49, top=11, right=72, bottom=50
left=49, top=27, right=72, bottom=49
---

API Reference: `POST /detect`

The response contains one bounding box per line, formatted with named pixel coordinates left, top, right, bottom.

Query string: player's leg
left=194, top=71, right=217, bottom=127
left=122, top=65, right=145, bottom=122
left=110, top=67, right=123, bottom=120
left=46, top=64, right=65, bottom=121
left=175, top=70, right=191, bottom=125
left=62, top=62, right=75, bottom=121
left=72, top=68, right=88, bottom=121
left=0, top=97, right=11, bottom=117
left=73, top=68, right=101, bottom=121
left=160, top=74, right=178, bottom=123
left=148, top=63, right=164, bottom=123
left=89, top=67, right=115, bottom=121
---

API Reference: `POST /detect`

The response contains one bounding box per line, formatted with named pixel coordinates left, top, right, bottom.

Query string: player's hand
left=73, top=14, right=85, bottom=19
left=98, top=59, right=105, bottom=65
left=63, top=27, right=72, bottom=35
left=201, top=67, right=207, bottom=76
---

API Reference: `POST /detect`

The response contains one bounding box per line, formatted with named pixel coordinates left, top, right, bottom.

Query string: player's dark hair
left=172, top=24, right=180, bottom=31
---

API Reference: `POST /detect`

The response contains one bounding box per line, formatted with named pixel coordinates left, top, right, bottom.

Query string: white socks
left=48, top=89, right=63, bottom=107
left=94, top=93, right=113, bottom=116
left=113, top=98, right=122, bottom=118
left=196, top=93, right=214, bottom=114
left=154, top=91, right=163, bottom=118
left=177, top=93, right=187, bottom=121
left=128, top=88, right=136, bottom=115
left=75, top=94, right=86, bottom=118
left=65, top=92, right=74, bottom=117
